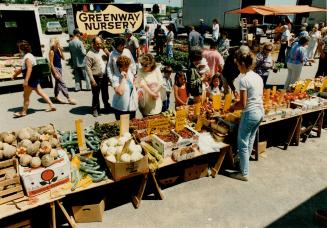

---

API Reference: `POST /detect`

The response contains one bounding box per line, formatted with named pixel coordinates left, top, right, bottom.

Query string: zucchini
left=90, top=172, right=106, bottom=182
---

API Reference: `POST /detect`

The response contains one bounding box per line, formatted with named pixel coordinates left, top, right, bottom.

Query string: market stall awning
left=225, top=5, right=327, bottom=15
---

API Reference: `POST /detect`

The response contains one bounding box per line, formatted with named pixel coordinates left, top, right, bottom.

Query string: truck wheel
left=40, top=15, right=47, bottom=21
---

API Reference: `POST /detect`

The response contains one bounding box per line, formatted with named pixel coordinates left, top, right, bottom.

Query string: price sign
left=175, top=108, right=187, bottom=131
left=147, top=117, right=169, bottom=135
left=294, top=84, right=302, bottom=94
left=195, top=102, right=201, bottom=116
left=320, top=78, right=327, bottom=92
left=75, top=119, right=87, bottom=153
left=195, top=115, right=204, bottom=131
left=301, top=79, right=311, bottom=93
left=120, top=114, right=130, bottom=137
left=212, top=95, right=221, bottom=110
left=223, top=93, right=232, bottom=112
left=271, top=86, right=277, bottom=97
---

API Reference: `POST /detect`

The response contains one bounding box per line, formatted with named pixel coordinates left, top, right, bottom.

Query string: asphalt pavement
left=0, top=33, right=326, bottom=227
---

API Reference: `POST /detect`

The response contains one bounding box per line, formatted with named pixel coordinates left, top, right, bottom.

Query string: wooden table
left=253, top=107, right=326, bottom=160
left=148, top=143, right=232, bottom=200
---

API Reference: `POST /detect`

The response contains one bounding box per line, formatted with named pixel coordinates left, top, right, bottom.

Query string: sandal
left=13, top=112, right=27, bottom=118
left=45, top=106, right=56, bottom=112
left=54, top=97, right=66, bottom=104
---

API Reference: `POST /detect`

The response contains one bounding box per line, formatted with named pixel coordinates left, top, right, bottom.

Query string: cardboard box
left=151, top=133, right=180, bottom=158
left=72, top=199, right=105, bottom=223
left=258, top=141, right=267, bottom=154
left=105, top=155, right=148, bottom=181
left=183, top=164, right=208, bottom=181
left=19, top=150, right=70, bottom=196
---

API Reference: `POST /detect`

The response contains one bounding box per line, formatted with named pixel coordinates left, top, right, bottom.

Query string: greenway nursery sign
left=73, top=4, right=144, bottom=35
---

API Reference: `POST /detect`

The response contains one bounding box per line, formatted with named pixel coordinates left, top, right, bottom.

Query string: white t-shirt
left=212, top=24, right=220, bottom=40
left=167, top=31, right=174, bottom=45
left=22, top=53, right=36, bottom=70
left=239, top=70, right=263, bottom=113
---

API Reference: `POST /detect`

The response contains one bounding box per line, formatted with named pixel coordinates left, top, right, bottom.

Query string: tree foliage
left=152, top=3, right=160, bottom=15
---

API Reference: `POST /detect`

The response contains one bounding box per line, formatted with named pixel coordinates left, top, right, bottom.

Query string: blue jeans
left=237, top=109, right=263, bottom=176
left=166, top=45, right=173, bottom=58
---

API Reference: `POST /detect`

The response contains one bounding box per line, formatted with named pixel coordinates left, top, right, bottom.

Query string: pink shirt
left=202, top=49, right=224, bottom=77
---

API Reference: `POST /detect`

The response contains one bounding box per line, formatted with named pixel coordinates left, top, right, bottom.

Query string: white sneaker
left=229, top=172, right=248, bottom=181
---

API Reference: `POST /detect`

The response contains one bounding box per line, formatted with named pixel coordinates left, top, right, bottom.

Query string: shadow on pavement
left=69, top=105, right=90, bottom=115
left=8, top=107, right=44, bottom=115
left=267, top=188, right=327, bottom=227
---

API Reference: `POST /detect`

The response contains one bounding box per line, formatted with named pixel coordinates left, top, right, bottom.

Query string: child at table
left=208, top=74, right=222, bottom=98
left=174, top=71, right=189, bottom=108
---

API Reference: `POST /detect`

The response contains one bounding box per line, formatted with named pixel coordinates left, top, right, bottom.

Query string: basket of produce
left=100, top=132, right=148, bottom=181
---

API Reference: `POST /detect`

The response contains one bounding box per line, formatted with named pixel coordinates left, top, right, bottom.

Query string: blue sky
left=114, top=0, right=182, bottom=7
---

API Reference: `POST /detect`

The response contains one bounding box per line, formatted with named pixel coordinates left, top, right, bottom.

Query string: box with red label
left=18, top=150, right=70, bottom=196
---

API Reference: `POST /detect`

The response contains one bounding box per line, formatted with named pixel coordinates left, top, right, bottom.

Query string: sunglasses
left=265, top=48, right=273, bottom=52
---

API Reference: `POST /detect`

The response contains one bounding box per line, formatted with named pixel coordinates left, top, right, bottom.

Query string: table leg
left=149, top=171, right=164, bottom=200
left=56, top=200, right=76, bottom=228
left=302, top=111, right=323, bottom=143
left=284, top=116, right=302, bottom=150
left=132, top=173, right=149, bottom=209
left=211, top=146, right=228, bottom=177
left=50, top=202, right=56, bottom=228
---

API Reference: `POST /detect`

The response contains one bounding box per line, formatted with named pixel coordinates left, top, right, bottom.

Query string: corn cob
left=140, top=141, right=163, bottom=162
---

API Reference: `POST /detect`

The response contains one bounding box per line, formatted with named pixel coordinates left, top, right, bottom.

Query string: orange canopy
left=225, top=5, right=327, bottom=15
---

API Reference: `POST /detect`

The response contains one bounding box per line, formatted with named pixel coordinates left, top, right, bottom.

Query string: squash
left=20, top=154, right=32, bottom=167
left=19, top=139, right=32, bottom=148
left=41, top=154, right=54, bottom=167
left=40, top=141, right=51, bottom=154
left=0, top=150, right=3, bottom=160
left=3, top=133, right=16, bottom=144
left=18, top=129, right=31, bottom=140
left=3, top=143, right=16, bottom=159
left=49, top=137, right=59, bottom=148
left=38, top=125, right=55, bottom=135
left=29, top=132, right=40, bottom=142
left=26, top=141, right=40, bottom=156
left=50, top=149, right=59, bottom=159
left=30, top=157, right=41, bottom=168
left=0, top=141, right=3, bottom=150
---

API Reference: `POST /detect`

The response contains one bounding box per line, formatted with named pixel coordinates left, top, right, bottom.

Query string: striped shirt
left=287, top=42, right=306, bottom=65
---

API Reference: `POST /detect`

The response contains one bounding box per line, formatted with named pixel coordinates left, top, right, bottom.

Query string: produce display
left=58, top=128, right=100, bottom=156
left=0, top=57, right=22, bottom=80
left=101, top=132, right=144, bottom=163
left=0, top=125, right=61, bottom=168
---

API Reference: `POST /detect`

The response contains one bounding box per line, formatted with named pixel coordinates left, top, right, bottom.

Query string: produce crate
left=151, top=132, right=180, bottom=158
left=0, top=159, right=24, bottom=205
left=104, top=154, right=148, bottom=181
